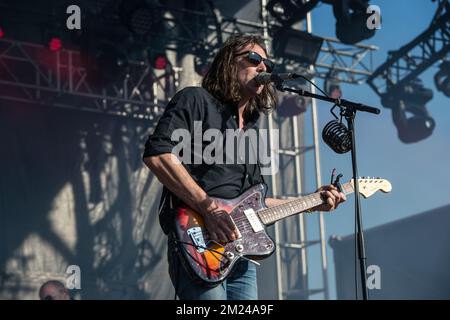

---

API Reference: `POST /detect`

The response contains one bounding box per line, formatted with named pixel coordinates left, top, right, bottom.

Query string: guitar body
left=172, top=177, right=392, bottom=286
left=174, top=183, right=275, bottom=285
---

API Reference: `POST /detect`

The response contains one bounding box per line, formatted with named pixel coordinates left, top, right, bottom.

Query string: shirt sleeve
left=142, top=87, right=203, bottom=158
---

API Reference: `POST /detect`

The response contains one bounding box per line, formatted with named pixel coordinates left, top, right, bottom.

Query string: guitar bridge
left=187, top=227, right=206, bottom=253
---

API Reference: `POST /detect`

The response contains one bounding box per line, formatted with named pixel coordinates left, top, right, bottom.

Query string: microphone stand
left=276, top=82, right=380, bottom=300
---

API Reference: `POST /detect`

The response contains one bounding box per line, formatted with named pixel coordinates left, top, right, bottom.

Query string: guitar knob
left=235, top=244, right=244, bottom=253
left=225, top=251, right=235, bottom=260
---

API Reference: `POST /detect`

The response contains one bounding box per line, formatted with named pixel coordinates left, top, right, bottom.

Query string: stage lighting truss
left=366, top=0, right=449, bottom=142
left=125, top=1, right=377, bottom=85
left=434, top=60, right=450, bottom=97
left=0, top=0, right=379, bottom=122
left=367, top=0, right=450, bottom=98
left=275, top=34, right=378, bottom=85
left=0, top=38, right=178, bottom=122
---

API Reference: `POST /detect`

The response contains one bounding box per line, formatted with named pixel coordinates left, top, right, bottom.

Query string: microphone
left=254, top=72, right=300, bottom=85
left=322, top=120, right=352, bottom=154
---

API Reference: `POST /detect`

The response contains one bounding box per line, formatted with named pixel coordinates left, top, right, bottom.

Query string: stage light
left=194, top=48, right=213, bottom=76
left=272, top=28, right=323, bottom=65
left=42, top=25, right=63, bottom=52
left=391, top=102, right=436, bottom=144
left=147, top=50, right=169, bottom=70
left=324, top=69, right=342, bottom=99
left=0, top=26, right=4, bottom=39
left=434, top=60, right=450, bottom=98
left=266, top=0, right=320, bottom=27
left=48, top=37, right=62, bottom=52
left=276, top=92, right=310, bottom=117
left=332, top=0, right=376, bottom=44
left=119, top=0, right=163, bottom=36
left=382, top=79, right=435, bottom=143
left=153, top=54, right=167, bottom=70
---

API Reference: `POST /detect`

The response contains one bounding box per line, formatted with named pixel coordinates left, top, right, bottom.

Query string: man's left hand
left=314, top=184, right=347, bottom=212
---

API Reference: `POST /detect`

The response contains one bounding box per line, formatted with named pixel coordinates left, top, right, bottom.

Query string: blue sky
left=300, top=0, right=450, bottom=299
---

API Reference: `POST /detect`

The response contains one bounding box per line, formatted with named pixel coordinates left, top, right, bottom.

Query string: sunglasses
left=235, top=51, right=275, bottom=73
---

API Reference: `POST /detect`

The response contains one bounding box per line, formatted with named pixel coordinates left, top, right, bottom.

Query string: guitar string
left=174, top=240, right=226, bottom=263
left=230, top=184, right=353, bottom=224
left=181, top=185, right=354, bottom=245
left=230, top=196, right=324, bottom=225
left=176, top=183, right=357, bottom=277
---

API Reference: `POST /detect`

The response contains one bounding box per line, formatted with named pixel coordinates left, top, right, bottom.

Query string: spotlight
left=194, top=55, right=210, bottom=77
left=194, top=48, right=213, bottom=77
left=153, top=54, right=168, bottom=70
left=273, top=28, right=323, bottom=65
left=324, top=69, right=342, bottom=99
left=148, top=51, right=169, bottom=70
left=391, top=102, right=435, bottom=144
left=48, top=37, right=62, bottom=52
left=276, top=92, right=310, bottom=117
left=326, top=83, right=342, bottom=99
left=42, top=25, right=63, bottom=52
left=434, top=61, right=450, bottom=98
left=119, top=0, right=163, bottom=36
left=332, top=0, right=376, bottom=44
left=0, top=26, right=4, bottom=39
left=266, top=0, right=320, bottom=27
left=382, top=79, right=435, bottom=143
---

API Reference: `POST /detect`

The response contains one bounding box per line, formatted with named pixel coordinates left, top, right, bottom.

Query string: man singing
left=143, top=34, right=346, bottom=300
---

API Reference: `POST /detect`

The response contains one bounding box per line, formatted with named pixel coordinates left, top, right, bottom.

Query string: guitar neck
left=257, top=182, right=355, bottom=225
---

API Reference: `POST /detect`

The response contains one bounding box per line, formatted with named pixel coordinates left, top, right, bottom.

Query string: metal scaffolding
left=0, top=38, right=176, bottom=123
left=367, top=0, right=450, bottom=97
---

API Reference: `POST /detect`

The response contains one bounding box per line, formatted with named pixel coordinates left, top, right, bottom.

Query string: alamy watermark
left=66, top=265, right=81, bottom=290
left=64, top=5, right=380, bottom=33
left=170, top=121, right=279, bottom=175
left=66, top=5, right=81, bottom=30
left=366, top=5, right=382, bottom=30
left=367, top=264, right=381, bottom=290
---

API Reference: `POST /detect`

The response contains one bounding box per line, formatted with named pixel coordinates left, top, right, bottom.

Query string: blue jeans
left=168, top=240, right=258, bottom=300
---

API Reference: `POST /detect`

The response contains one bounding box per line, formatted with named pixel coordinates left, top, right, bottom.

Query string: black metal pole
left=345, top=110, right=369, bottom=300
left=277, top=84, right=377, bottom=300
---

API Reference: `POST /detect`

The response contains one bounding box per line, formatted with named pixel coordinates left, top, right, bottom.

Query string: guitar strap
left=158, top=187, right=177, bottom=235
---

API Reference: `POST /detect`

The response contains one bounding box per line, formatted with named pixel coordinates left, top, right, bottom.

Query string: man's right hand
left=144, top=154, right=239, bottom=243
left=198, top=198, right=239, bottom=243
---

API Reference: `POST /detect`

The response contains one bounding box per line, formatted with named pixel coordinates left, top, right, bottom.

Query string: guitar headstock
left=350, top=177, right=392, bottom=198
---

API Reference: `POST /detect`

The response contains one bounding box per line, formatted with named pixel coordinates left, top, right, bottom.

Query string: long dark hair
left=202, top=34, right=277, bottom=117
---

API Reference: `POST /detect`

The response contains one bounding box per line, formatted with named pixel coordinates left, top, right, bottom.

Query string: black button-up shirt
left=143, top=86, right=264, bottom=200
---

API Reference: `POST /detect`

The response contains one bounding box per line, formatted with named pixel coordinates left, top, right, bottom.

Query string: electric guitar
left=174, top=178, right=392, bottom=285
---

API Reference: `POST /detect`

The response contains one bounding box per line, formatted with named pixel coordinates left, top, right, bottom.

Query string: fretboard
left=257, top=182, right=355, bottom=225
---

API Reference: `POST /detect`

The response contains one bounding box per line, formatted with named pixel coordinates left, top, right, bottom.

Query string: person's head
left=39, top=280, right=71, bottom=300
left=202, top=34, right=277, bottom=116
